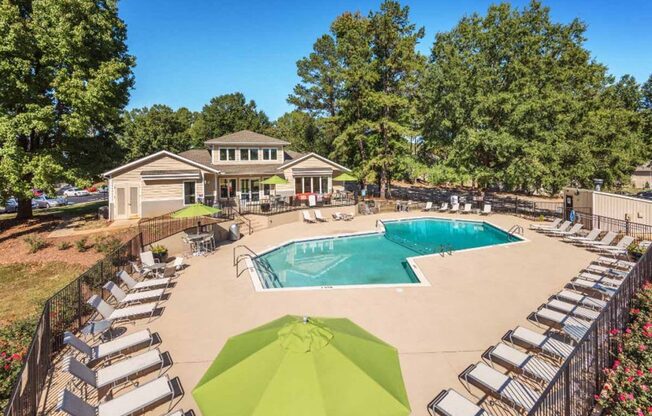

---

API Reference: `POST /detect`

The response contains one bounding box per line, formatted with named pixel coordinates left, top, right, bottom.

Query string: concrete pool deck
left=44, top=211, right=598, bottom=415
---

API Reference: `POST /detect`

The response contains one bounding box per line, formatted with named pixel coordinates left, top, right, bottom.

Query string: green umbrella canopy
left=192, top=315, right=411, bottom=416
left=169, top=203, right=221, bottom=218
left=333, top=172, right=358, bottom=182
left=260, top=175, right=289, bottom=185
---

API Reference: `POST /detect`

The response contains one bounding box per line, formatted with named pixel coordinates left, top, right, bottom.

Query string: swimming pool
left=251, top=218, right=521, bottom=290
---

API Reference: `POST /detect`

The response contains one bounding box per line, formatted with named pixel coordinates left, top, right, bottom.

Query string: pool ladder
left=438, top=244, right=453, bottom=257
left=233, top=245, right=281, bottom=288
left=507, top=225, right=524, bottom=237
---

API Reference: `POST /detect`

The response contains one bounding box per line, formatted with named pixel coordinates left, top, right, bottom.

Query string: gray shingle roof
left=204, top=130, right=290, bottom=146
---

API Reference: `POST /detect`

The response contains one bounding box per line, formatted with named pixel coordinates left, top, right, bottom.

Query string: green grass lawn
left=0, top=200, right=107, bottom=221
left=0, top=262, right=85, bottom=325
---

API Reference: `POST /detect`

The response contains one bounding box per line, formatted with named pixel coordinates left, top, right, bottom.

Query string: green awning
left=192, top=315, right=411, bottom=416
left=260, top=175, right=289, bottom=185
left=169, top=203, right=221, bottom=218
left=333, top=172, right=358, bottom=182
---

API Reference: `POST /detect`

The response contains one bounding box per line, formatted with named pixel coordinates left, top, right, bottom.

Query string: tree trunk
left=16, top=197, right=33, bottom=220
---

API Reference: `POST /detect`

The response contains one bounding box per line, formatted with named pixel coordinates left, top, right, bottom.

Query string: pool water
left=253, top=218, right=519, bottom=289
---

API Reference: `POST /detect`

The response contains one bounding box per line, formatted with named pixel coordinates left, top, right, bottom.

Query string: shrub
left=151, top=244, right=168, bottom=256
left=56, top=241, right=71, bottom=251
left=75, top=238, right=88, bottom=252
left=94, top=235, right=121, bottom=254
left=23, top=236, right=47, bottom=253
left=596, top=282, right=652, bottom=415
left=0, top=318, right=36, bottom=409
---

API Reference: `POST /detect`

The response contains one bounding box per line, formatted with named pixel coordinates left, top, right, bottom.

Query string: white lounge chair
left=302, top=210, right=316, bottom=223
left=314, top=210, right=327, bottom=222
left=449, top=203, right=459, bottom=213
left=597, top=236, right=634, bottom=255
left=549, top=223, right=583, bottom=237
left=63, top=330, right=152, bottom=362
left=173, top=257, right=185, bottom=271
left=461, top=362, right=539, bottom=412
left=546, top=299, right=600, bottom=321
left=506, top=326, right=573, bottom=361
left=531, top=307, right=590, bottom=341
left=595, top=256, right=635, bottom=270
left=103, top=281, right=164, bottom=305
left=540, top=220, right=570, bottom=234
left=118, top=271, right=170, bottom=292
left=529, top=218, right=561, bottom=230
left=555, top=290, right=607, bottom=310
left=129, top=261, right=152, bottom=278
left=57, top=376, right=175, bottom=416
left=461, top=203, right=472, bottom=214
left=428, top=389, right=489, bottom=416
left=564, top=228, right=601, bottom=244
left=63, top=349, right=163, bottom=393
left=581, top=231, right=617, bottom=248
left=140, top=251, right=156, bottom=268
left=480, top=204, right=491, bottom=215
left=423, top=201, right=433, bottom=211
left=577, top=272, right=623, bottom=287
left=485, top=343, right=558, bottom=383
left=569, top=278, right=617, bottom=298
left=87, top=295, right=156, bottom=322
left=585, top=264, right=628, bottom=278
left=332, top=212, right=353, bottom=221
left=438, top=202, right=449, bottom=212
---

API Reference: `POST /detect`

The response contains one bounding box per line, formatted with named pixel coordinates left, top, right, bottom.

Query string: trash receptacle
left=98, top=206, right=109, bottom=219
left=229, top=223, right=240, bottom=241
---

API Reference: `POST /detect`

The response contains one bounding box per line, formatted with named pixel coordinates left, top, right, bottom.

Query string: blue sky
left=120, top=0, right=652, bottom=120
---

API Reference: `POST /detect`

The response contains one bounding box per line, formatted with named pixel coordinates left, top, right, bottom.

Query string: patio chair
left=173, top=257, right=186, bottom=271
left=57, top=375, right=176, bottom=416
left=461, top=203, right=472, bottom=214
left=577, top=272, right=623, bottom=287
left=314, top=210, right=328, bottom=222
left=484, top=343, right=558, bottom=384
left=460, top=362, right=539, bottom=413
left=568, top=278, right=617, bottom=298
left=302, top=210, right=316, bottom=223
left=530, top=307, right=590, bottom=342
left=103, top=281, right=165, bottom=306
left=87, top=295, right=156, bottom=322
left=554, top=289, right=607, bottom=310
left=333, top=212, right=353, bottom=221
left=480, top=204, right=491, bottom=215
left=427, top=389, right=489, bottom=416
left=438, top=202, right=449, bottom=212
left=129, top=261, right=151, bottom=278
left=63, top=329, right=153, bottom=362
left=449, top=203, right=459, bottom=213
left=540, top=220, right=570, bottom=234
left=548, top=223, right=583, bottom=237
left=140, top=251, right=156, bottom=267
left=595, top=256, right=635, bottom=270
left=118, top=270, right=170, bottom=292
left=63, top=349, right=163, bottom=395
left=422, top=201, right=433, bottom=211
left=596, top=235, right=634, bottom=255
left=584, top=264, right=628, bottom=278
left=529, top=217, right=561, bottom=230
left=504, top=326, right=573, bottom=361
left=580, top=231, right=617, bottom=248
left=564, top=228, right=601, bottom=244
left=545, top=299, right=600, bottom=321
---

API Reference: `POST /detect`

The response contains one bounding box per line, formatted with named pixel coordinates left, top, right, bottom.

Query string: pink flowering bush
left=597, top=283, right=652, bottom=415
left=0, top=319, right=35, bottom=409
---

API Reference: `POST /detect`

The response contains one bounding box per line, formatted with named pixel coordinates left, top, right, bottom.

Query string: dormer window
left=219, top=148, right=236, bottom=161
left=262, top=148, right=278, bottom=161
left=239, top=148, right=259, bottom=161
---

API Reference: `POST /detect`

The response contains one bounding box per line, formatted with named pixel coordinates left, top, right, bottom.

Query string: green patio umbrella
left=192, top=315, right=411, bottom=416
left=333, top=172, right=357, bottom=182
left=261, top=175, right=288, bottom=198
left=169, top=203, right=221, bottom=234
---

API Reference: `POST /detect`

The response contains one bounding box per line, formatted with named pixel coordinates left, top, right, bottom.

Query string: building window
left=303, top=177, right=312, bottom=193
left=321, top=177, right=329, bottom=193
left=219, top=148, right=236, bottom=161
left=295, top=177, right=302, bottom=194
left=293, top=176, right=330, bottom=194
left=240, top=149, right=249, bottom=161
left=220, top=178, right=236, bottom=198
left=250, top=148, right=259, bottom=161
left=263, top=148, right=278, bottom=161
left=184, top=181, right=196, bottom=205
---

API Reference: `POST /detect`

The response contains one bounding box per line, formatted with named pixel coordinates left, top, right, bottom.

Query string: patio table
left=186, top=232, right=213, bottom=255
left=144, top=262, right=167, bottom=277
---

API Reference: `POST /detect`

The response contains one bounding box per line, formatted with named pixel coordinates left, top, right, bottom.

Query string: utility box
left=229, top=223, right=240, bottom=241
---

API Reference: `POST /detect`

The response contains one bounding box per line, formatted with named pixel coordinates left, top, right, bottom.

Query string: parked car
left=2, top=197, right=18, bottom=213
left=636, top=191, right=652, bottom=201
left=32, top=189, right=43, bottom=196
left=63, top=187, right=90, bottom=197
left=98, top=185, right=108, bottom=194
left=32, top=195, right=66, bottom=209
left=86, top=186, right=97, bottom=193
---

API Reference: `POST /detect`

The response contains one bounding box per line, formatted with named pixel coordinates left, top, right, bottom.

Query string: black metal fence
left=572, top=209, right=652, bottom=240
left=528, top=240, right=652, bottom=415
left=138, top=206, right=234, bottom=246
left=235, top=194, right=356, bottom=216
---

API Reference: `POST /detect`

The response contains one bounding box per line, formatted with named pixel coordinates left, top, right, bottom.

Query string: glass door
left=251, top=179, right=260, bottom=201
left=240, top=179, right=250, bottom=201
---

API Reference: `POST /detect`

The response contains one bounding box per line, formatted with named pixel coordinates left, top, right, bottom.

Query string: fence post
left=564, top=365, right=571, bottom=415
left=514, top=196, right=518, bottom=214
left=77, top=278, right=82, bottom=329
